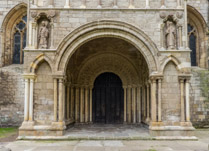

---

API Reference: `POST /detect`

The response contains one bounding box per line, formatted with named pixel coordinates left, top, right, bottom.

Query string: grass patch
left=0, top=127, right=18, bottom=138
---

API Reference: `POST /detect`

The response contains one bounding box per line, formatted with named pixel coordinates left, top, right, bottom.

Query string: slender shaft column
left=80, top=87, right=84, bottom=123
left=50, top=23, right=54, bottom=49
left=32, top=22, right=36, bottom=49
left=146, top=84, right=150, bottom=121
left=97, top=0, right=102, bottom=8
left=178, top=26, right=183, bottom=49
left=158, top=79, right=162, bottom=122
left=24, top=79, right=29, bottom=121
left=137, top=86, right=141, bottom=123
left=54, top=79, right=58, bottom=121
left=143, top=86, right=146, bottom=121
left=64, top=0, right=70, bottom=8
left=184, top=0, right=188, bottom=49
left=185, top=79, right=190, bottom=122
left=66, top=85, right=70, bottom=120
left=129, top=0, right=135, bottom=8
left=151, top=79, right=157, bottom=122
left=34, top=0, right=37, bottom=6
left=58, top=79, right=64, bottom=122
left=85, top=87, right=89, bottom=123
left=161, top=0, right=166, bottom=8
left=49, top=0, right=54, bottom=7
left=29, top=79, right=34, bottom=121
left=90, top=87, right=93, bottom=122
left=80, top=0, right=86, bottom=8
left=132, top=87, right=136, bottom=123
left=160, top=24, right=165, bottom=50
left=113, top=0, right=118, bottom=8
left=63, top=83, right=66, bottom=121
left=70, top=86, right=74, bottom=119
left=177, top=0, right=182, bottom=8
left=75, top=87, right=79, bottom=122
left=145, top=0, right=150, bottom=8
left=180, top=79, right=185, bottom=122
left=127, top=86, right=132, bottom=123
left=124, top=87, right=127, bottom=123
left=28, top=22, right=32, bottom=47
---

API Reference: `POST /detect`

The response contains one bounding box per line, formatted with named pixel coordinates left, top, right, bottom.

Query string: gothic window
left=188, top=24, right=197, bottom=66
left=13, top=15, right=27, bottom=64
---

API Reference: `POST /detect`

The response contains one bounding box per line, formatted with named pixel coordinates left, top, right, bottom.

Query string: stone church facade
left=0, top=0, right=208, bottom=137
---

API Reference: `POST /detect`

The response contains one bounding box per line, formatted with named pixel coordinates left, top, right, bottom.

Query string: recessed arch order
left=55, top=20, right=160, bottom=75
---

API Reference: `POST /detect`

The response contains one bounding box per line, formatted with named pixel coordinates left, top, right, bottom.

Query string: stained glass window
left=188, top=24, right=197, bottom=66
left=13, top=15, right=27, bottom=64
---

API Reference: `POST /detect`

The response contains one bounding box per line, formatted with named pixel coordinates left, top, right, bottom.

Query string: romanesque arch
left=55, top=20, right=159, bottom=74
left=1, top=2, right=27, bottom=66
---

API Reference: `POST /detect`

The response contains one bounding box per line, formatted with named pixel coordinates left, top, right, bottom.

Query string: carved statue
left=38, top=21, right=49, bottom=49
left=165, top=21, right=176, bottom=49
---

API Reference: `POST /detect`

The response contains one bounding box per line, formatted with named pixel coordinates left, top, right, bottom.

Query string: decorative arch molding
left=161, top=55, right=181, bottom=72
left=29, top=53, right=54, bottom=73
left=55, top=20, right=159, bottom=74
left=1, top=2, right=27, bottom=66
left=76, top=53, right=140, bottom=86
left=187, top=5, right=208, bottom=68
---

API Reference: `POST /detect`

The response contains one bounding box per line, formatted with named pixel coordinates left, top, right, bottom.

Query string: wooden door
left=92, top=72, right=124, bottom=124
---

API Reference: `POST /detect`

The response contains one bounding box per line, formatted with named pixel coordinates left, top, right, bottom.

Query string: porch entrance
left=92, top=72, right=124, bottom=124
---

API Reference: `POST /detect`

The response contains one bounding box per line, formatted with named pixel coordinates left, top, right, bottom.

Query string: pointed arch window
left=13, top=15, right=27, bottom=64
left=188, top=24, right=197, bottom=66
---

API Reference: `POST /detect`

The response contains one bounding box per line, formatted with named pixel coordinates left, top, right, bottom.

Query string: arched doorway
left=93, top=72, right=124, bottom=124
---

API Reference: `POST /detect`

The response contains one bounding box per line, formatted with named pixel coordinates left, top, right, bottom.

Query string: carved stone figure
left=38, top=21, right=49, bottom=49
left=165, top=21, right=176, bottom=49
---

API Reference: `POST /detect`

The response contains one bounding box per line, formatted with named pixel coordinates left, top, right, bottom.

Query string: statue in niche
left=165, top=20, right=176, bottom=49
left=38, top=21, right=49, bottom=49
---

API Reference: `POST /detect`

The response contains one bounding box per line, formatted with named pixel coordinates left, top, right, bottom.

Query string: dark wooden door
left=93, top=72, right=124, bottom=124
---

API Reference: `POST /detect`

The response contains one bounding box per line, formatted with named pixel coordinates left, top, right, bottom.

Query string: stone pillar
left=145, top=0, right=150, bottom=8
left=63, top=83, right=66, bottom=121
left=66, top=85, right=70, bottom=120
left=34, top=0, right=38, bottom=6
left=178, top=26, right=183, bottom=49
left=58, top=79, right=64, bottom=122
left=80, top=0, right=86, bottom=8
left=64, top=0, right=70, bottom=8
left=80, top=87, right=84, bottom=123
left=32, top=22, right=36, bottom=49
left=185, top=79, right=190, bottom=122
left=132, top=86, right=136, bottom=123
left=54, top=79, right=58, bottom=122
left=85, top=87, right=89, bottom=123
left=180, top=79, right=185, bottom=122
left=75, top=87, right=79, bottom=122
left=177, top=0, right=182, bottom=8
left=143, top=86, right=146, bottom=121
left=129, top=0, right=135, bottom=8
left=184, top=0, right=189, bottom=49
left=137, top=86, right=141, bottom=123
left=127, top=86, right=132, bottom=123
left=24, top=79, right=29, bottom=121
left=49, top=0, right=54, bottom=7
left=160, top=24, right=165, bottom=50
left=146, top=84, right=150, bottom=121
left=161, top=0, right=166, bottom=8
left=50, top=22, right=54, bottom=49
left=97, top=0, right=102, bottom=8
left=123, top=87, right=127, bottom=123
left=29, top=79, right=34, bottom=121
left=89, top=87, right=93, bottom=122
left=151, top=79, right=157, bottom=122
left=70, top=86, right=74, bottom=119
left=158, top=79, right=162, bottom=122
left=113, top=0, right=118, bottom=8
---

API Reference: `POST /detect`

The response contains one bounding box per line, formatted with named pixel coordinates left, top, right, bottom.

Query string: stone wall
left=0, top=65, right=24, bottom=127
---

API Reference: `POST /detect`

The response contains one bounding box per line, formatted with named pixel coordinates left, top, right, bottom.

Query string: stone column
left=97, top=0, right=102, bottom=8
left=50, top=22, right=54, bottom=49
left=177, top=0, right=182, bottom=8
left=185, top=79, right=190, bottom=122
left=137, top=86, right=141, bottom=123
left=34, top=0, right=38, bottom=6
left=64, top=0, right=70, bottom=8
left=178, top=26, right=183, bottom=49
left=180, top=79, right=185, bottom=122
left=63, top=83, right=66, bottom=121
left=158, top=79, right=162, bottom=122
left=80, top=87, right=84, bottom=123
left=132, top=86, right=136, bottom=123
left=54, top=79, right=58, bottom=122
left=32, top=22, right=36, bottom=49
left=75, top=87, right=79, bottom=122
left=24, top=79, right=29, bottom=121
left=127, top=86, right=132, bottom=123
left=129, top=0, right=135, bottom=8
left=58, top=79, right=64, bottom=122
left=28, top=21, right=32, bottom=47
left=160, top=24, right=165, bottom=50
left=146, top=84, right=150, bottom=121
left=80, top=0, right=86, bottom=8
left=85, top=87, right=89, bottom=123
left=70, top=86, right=74, bottom=119
left=145, top=0, right=150, bottom=8
left=49, top=0, right=54, bottom=7
left=66, top=85, right=70, bottom=120
left=151, top=79, right=157, bottom=122
left=89, top=87, right=93, bottom=122
left=161, top=0, right=166, bottom=8
left=123, top=87, right=127, bottom=123
left=143, top=86, right=146, bottom=121
left=184, top=0, right=189, bottom=49
left=113, top=0, right=118, bottom=8
left=29, top=79, right=34, bottom=122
